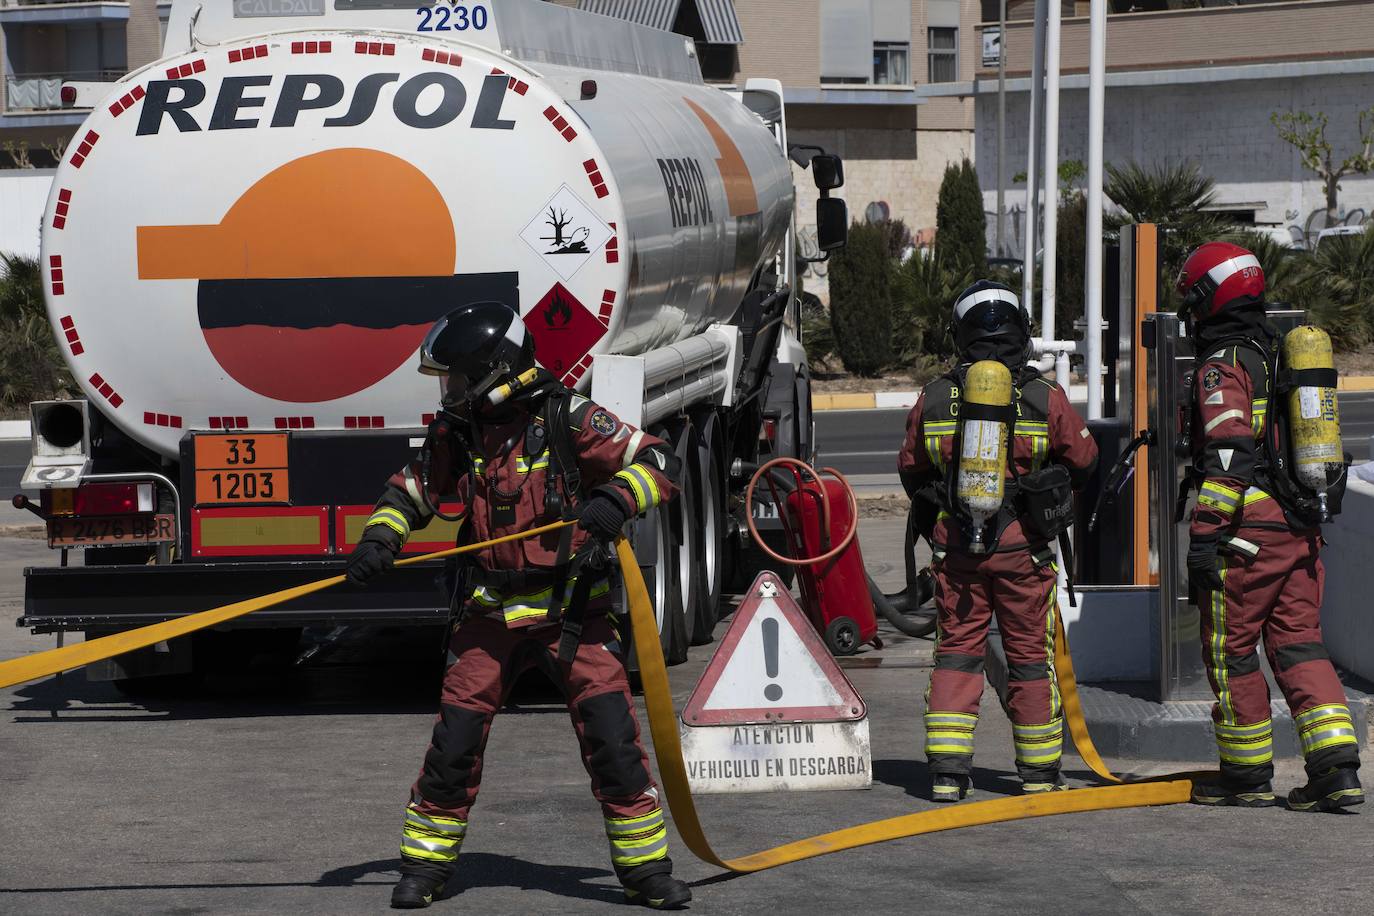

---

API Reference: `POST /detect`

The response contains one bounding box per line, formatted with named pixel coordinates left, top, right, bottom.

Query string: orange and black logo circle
left=137, top=148, right=515, bottom=403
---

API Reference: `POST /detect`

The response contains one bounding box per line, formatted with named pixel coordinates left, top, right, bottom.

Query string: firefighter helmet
left=1176, top=241, right=1265, bottom=322
left=418, top=301, right=535, bottom=381
left=951, top=280, right=1031, bottom=367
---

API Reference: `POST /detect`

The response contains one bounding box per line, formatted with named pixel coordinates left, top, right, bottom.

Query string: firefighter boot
left=1021, top=776, right=1067, bottom=795
left=391, top=874, right=446, bottom=909
left=1190, top=779, right=1278, bottom=808
left=1288, top=767, right=1364, bottom=813
left=931, top=775, right=972, bottom=803
left=622, top=872, right=692, bottom=910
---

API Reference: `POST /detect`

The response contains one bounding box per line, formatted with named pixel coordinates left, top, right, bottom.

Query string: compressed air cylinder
left=1283, top=326, right=1342, bottom=491
left=957, top=360, right=1013, bottom=552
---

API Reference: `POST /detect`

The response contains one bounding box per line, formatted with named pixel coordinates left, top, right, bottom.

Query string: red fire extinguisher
left=746, top=458, right=880, bottom=655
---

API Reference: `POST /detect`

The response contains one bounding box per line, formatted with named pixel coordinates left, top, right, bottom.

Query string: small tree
left=936, top=158, right=988, bottom=275
left=828, top=221, right=894, bottom=377
left=1272, top=108, right=1374, bottom=221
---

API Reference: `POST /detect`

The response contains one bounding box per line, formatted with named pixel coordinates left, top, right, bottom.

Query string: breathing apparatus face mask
left=956, top=301, right=1030, bottom=369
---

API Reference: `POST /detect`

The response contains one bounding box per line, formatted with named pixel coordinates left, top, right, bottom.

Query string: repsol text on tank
left=657, top=157, right=715, bottom=228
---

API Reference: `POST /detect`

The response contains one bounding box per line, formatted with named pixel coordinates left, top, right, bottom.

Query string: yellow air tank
left=957, top=360, right=1014, bottom=553
left=1283, top=326, right=1341, bottom=515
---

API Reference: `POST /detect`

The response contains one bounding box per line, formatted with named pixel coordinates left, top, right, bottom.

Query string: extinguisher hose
left=743, top=458, right=938, bottom=635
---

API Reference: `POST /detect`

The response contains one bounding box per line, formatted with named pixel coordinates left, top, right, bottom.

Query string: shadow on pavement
left=872, top=757, right=1023, bottom=800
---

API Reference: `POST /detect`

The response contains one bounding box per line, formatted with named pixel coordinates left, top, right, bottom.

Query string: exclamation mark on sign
left=762, top=617, right=782, bottom=702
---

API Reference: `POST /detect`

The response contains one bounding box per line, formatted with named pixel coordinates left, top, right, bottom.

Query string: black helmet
left=418, top=301, right=535, bottom=392
left=951, top=280, right=1031, bottom=367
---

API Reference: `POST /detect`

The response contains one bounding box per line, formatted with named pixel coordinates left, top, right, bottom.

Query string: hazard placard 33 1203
left=679, top=572, right=872, bottom=794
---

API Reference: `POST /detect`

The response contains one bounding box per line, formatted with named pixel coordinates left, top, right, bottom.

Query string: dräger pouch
left=1017, top=464, right=1074, bottom=542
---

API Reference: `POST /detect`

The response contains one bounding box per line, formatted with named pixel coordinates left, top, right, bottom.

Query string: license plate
left=48, top=514, right=176, bottom=547
left=194, top=433, right=290, bottom=505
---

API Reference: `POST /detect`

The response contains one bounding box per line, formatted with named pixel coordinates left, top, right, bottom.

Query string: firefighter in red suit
left=346, top=302, right=691, bottom=909
left=1176, top=242, right=1362, bottom=811
left=898, top=281, right=1098, bottom=802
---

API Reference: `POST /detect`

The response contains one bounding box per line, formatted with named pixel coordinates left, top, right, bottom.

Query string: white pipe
left=1085, top=0, right=1106, bottom=420
left=1024, top=0, right=1047, bottom=308
left=1040, top=0, right=1061, bottom=346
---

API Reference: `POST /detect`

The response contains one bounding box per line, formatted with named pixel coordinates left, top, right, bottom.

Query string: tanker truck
left=14, top=0, right=848, bottom=686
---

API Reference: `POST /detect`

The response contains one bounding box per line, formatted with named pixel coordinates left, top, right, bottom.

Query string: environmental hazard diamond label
left=519, top=184, right=613, bottom=281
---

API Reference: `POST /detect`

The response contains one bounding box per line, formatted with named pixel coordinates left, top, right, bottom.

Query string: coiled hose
left=743, top=458, right=936, bottom=638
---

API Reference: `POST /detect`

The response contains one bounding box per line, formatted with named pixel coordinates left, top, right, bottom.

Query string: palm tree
left=1303, top=226, right=1374, bottom=350
left=1, top=251, right=71, bottom=410
left=1106, top=161, right=1231, bottom=309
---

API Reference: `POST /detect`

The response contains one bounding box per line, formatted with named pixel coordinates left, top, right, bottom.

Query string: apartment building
left=935, top=0, right=1374, bottom=254
left=0, top=0, right=164, bottom=163
left=573, top=0, right=983, bottom=264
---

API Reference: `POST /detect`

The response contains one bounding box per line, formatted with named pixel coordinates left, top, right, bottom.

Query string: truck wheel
left=693, top=422, right=725, bottom=641
left=638, top=505, right=688, bottom=665
left=673, top=426, right=711, bottom=647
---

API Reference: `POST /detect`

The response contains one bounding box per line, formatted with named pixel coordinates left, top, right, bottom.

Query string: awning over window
left=579, top=0, right=744, bottom=45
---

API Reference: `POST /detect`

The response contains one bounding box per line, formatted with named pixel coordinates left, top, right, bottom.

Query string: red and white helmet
left=1175, top=241, right=1265, bottom=321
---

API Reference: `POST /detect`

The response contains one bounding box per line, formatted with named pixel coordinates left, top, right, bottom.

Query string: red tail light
left=42, top=482, right=154, bottom=517
left=60, top=85, right=77, bottom=106
left=760, top=419, right=778, bottom=443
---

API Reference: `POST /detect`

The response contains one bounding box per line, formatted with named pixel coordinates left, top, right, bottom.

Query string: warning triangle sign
left=682, top=572, right=866, bottom=726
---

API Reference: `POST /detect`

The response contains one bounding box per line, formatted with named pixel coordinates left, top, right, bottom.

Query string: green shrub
left=891, top=250, right=972, bottom=376
left=828, top=221, right=894, bottom=377
left=1, top=251, right=71, bottom=410
left=936, top=159, right=987, bottom=275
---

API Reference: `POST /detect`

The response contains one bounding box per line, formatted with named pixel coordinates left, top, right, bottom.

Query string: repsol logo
left=135, top=72, right=516, bottom=136
left=657, top=157, right=714, bottom=228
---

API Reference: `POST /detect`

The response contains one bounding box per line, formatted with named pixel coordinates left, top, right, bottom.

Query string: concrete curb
left=812, top=375, right=1374, bottom=411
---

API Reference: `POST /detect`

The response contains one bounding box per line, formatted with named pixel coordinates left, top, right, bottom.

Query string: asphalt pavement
left=2, top=520, right=1372, bottom=915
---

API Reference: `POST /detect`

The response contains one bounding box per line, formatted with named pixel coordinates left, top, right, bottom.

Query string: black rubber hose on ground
left=868, top=571, right=937, bottom=638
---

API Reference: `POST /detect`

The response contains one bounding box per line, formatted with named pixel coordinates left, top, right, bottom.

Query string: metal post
left=1023, top=0, right=1047, bottom=310
left=1085, top=0, right=1106, bottom=420
left=1040, top=0, right=1061, bottom=347
left=996, top=0, right=1007, bottom=259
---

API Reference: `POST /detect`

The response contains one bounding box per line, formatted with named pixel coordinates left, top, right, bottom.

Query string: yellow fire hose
left=0, top=521, right=1201, bottom=875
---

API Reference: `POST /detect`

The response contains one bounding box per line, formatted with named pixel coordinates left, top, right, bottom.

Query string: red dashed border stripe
left=209, top=416, right=250, bottom=430
left=355, top=41, right=395, bottom=56
left=508, top=75, right=529, bottom=95
left=107, top=84, right=146, bottom=118
left=143, top=411, right=183, bottom=429
left=59, top=314, right=84, bottom=356
left=422, top=47, right=462, bottom=67
left=49, top=254, right=65, bottom=296
left=597, top=289, right=616, bottom=328
left=582, top=158, right=609, bottom=199
left=52, top=187, right=72, bottom=230
left=605, top=221, right=619, bottom=264
left=228, top=44, right=269, bottom=64
left=89, top=372, right=124, bottom=409
left=69, top=130, right=100, bottom=169
left=274, top=416, right=316, bottom=429
left=543, top=106, right=578, bottom=143
left=291, top=40, right=333, bottom=54
left=343, top=415, right=386, bottom=429
left=422, top=412, right=436, bottom=426
left=565, top=354, right=594, bottom=386
left=165, top=59, right=206, bottom=79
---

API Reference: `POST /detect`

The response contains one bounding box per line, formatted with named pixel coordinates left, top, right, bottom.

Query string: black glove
left=1186, top=537, right=1224, bottom=595
left=347, top=532, right=398, bottom=587
left=578, top=491, right=632, bottom=542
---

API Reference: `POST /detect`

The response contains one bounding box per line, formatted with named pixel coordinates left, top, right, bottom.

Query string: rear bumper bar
left=19, top=560, right=451, bottom=633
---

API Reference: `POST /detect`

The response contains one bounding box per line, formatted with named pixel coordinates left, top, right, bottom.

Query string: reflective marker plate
left=194, top=434, right=290, bottom=506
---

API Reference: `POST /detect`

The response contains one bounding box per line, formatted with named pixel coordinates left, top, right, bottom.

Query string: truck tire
left=671, top=424, right=712, bottom=647
left=637, top=505, right=688, bottom=665
left=692, top=414, right=725, bottom=641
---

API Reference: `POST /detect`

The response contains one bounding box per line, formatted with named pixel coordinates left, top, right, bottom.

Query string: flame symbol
left=545, top=289, right=573, bottom=328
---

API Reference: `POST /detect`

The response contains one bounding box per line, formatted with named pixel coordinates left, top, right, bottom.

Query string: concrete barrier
left=1320, top=476, right=1374, bottom=683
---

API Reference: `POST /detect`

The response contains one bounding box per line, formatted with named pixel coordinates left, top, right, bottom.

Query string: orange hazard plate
left=48, top=514, right=176, bottom=547
left=194, top=433, right=290, bottom=505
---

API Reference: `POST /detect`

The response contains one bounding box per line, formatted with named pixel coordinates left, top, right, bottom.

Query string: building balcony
left=4, top=68, right=120, bottom=111
left=0, top=2, right=130, bottom=26
left=978, top=0, right=1374, bottom=79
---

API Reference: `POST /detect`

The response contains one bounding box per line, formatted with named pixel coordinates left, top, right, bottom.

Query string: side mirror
left=816, top=198, right=848, bottom=251
left=811, top=154, right=844, bottom=192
